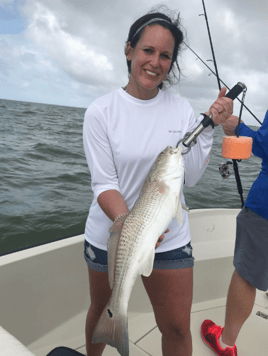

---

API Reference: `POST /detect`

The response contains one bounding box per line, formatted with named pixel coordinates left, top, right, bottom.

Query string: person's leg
left=221, top=207, right=265, bottom=347
left=85, top=266, right=112, bottom=356
left=221, top=269, right=256, bottom=347
left=142, top=267, right=193, bottom=356
left=202, top=206, right=266, bottom=354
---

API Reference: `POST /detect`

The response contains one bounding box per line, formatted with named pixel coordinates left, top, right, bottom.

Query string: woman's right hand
left=155, top=229, right=169, bottom=249
left=205, top=87, right=233, bottom=126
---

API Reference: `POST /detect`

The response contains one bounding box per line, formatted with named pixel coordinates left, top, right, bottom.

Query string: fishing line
left=182, top=41, right=263, bottom=126
left=201, top=0, right=246, bottom=207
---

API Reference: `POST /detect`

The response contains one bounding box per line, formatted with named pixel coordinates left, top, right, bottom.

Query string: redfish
left=92, top=145, right=185, bottom=355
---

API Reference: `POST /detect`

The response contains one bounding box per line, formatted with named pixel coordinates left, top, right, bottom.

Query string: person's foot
left=201, top=320, right=237, bottom=355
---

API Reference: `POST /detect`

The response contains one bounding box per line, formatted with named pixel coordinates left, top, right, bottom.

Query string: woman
left=83, top=8, right=233, bottom=356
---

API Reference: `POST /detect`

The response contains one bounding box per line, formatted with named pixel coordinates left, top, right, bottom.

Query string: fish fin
left=139, top=248, right=155, bottom=277
left=108, top=213, right=129, bottom=289
left=176, top=202, right=183, bottom=227
left=182, top=203, right=189, bottom=212
left=92, top=302, right=129, bottom=356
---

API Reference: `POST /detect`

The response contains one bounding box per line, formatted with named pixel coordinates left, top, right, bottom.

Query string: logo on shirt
left=169, top=130, right=181, bottom=133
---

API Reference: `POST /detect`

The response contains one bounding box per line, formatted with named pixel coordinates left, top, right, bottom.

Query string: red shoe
left=201, top=320, right=237, bottom=355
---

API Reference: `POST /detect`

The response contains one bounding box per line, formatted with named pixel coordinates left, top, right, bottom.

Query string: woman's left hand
left=205, top=87, right=233, bottom=126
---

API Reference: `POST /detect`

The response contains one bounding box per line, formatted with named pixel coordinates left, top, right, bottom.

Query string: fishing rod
left=200, top=0, right=250, bottom=207
left=200, top=0, right=221, bottom=91
left=176, top=0, right=247, bottom=151
left=177, top=1, right=257, bottom=207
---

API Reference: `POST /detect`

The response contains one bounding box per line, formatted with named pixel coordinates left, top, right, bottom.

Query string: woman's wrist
left=97, top=190, right=129, bottom=222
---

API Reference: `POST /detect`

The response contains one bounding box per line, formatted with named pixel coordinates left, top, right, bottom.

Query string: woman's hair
left=125, top=6, right=185, bottom=89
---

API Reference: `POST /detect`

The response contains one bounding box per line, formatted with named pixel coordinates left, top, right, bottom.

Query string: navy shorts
left=84, top=240, right=195, bottom=273
left=234, top=206, right=268, bottom=291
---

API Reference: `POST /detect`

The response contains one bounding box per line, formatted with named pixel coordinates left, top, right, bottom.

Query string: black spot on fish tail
left=108, top=308, right=113, bottom=318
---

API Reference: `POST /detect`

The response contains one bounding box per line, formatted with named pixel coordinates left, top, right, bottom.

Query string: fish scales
left=112, top=185, right=171, bottom=285
left=92, top=145, right=185, bottom=356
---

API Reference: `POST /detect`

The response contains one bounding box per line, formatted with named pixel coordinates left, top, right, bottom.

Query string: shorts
left=84, top=239, right=195, bottom=273
left=234, top=206, right=268, bottom=291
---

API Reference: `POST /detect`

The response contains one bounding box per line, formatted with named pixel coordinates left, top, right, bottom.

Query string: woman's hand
left=205, top=87, right=233, bottom=126
left=155, top=229, right=169, bottom=249
left=221, top=115, right=243, bottom=136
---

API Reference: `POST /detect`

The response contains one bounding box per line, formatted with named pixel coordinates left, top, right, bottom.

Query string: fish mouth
left=168, top=146, right=182, bottom=155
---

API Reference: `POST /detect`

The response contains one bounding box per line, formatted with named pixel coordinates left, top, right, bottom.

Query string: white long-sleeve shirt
left=83, top=88, right=214, bottom=252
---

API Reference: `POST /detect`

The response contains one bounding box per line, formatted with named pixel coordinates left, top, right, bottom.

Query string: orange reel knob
left=222, top=136, right=253, bottom=160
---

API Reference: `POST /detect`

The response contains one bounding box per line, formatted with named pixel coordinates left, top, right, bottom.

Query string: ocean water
left=0, top=98, right=261, bottom=256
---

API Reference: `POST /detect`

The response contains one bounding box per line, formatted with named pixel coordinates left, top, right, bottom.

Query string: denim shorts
left=234, top=206, right=268, bottom=291
left=84, top=239, right=195, bottom=273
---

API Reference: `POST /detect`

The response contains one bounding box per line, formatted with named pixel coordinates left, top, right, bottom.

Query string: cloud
left=0, top=39, right=20, bottom=75
left=23, top=2, right=118, bottom=89
left=0, top=37, right=47, bottom=75
left=0, top=0, right=267, bottom=125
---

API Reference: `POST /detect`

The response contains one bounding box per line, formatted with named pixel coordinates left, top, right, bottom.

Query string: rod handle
left=225, top=82, right=246, bottom=100
left=178, top=82, right=247, bottom=150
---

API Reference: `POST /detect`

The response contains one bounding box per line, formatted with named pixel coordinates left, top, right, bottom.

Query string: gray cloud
left=0, top=0, right=266, bottom=124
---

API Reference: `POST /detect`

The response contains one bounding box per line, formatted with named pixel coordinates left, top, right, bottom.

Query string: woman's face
left=126, top=24, right=175, bottom=99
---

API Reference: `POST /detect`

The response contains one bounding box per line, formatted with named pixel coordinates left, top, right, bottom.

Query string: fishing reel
left=219, top=161, right=233, bottom=179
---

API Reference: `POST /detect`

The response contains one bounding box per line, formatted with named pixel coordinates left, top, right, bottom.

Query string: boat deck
left=28, top=289, right=268, bottom=356
left=2, top=211, right=268, bottom=356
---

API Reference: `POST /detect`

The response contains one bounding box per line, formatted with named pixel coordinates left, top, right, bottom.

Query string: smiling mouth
left=145, top=70, right=158, bottom=77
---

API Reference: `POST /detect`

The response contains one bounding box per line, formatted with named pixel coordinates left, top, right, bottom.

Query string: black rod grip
left=225, top=82, right=246, bottom=100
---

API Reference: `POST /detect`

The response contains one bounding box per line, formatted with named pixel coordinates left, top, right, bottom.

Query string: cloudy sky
left=1, top=0, right=267, bottom=125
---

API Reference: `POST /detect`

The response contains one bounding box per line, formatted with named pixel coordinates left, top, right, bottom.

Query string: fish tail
left=92, top=302, right=129, bottom=356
